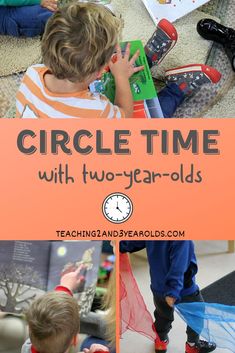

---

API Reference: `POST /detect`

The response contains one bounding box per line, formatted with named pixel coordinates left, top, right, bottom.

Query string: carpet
left=0, top=74, right=23, bottom=118
left=205, top=83, right=235, bottom=117
left=174, top=0, right=235, bottom=117
left=201, top=271, right=235, bottom=305
left=0, top=36, right=41, bottom=77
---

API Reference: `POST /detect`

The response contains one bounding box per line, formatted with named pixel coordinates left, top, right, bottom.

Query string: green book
left=90, top=40, right=157, bottom=102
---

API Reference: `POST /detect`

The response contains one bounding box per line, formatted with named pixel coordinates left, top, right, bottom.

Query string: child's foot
left=144, top=18, right=178, bottom=68
left=165, top=64, right=221, bottom=96
left=155, top=338, right=169, bottom=353
left=185, top=340, right=216, bottom=353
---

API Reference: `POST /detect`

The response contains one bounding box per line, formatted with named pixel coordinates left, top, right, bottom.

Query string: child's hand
left=109, top=43, right=144, bottom=80
left=60, top=264, right=85, bottom=292
left=83, top=344, right=109, bottom=353
left=41, top=0, right=57, bottom=11
left=165, top=296, right=176, bottom=307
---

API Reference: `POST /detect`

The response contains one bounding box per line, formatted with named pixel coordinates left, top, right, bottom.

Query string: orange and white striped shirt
left=16, top=64, right=125, bottom=119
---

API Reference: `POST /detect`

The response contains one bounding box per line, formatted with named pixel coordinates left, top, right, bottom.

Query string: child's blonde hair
left=103, top=267, right=116, bottom=348
left=41, top=2, right=123, bottom=82
left=26, top=291, right=80, bottom=353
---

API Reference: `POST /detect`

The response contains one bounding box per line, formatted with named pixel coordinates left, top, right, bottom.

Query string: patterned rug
left=174, top=0, right=235, bottom=117
left=0, top=35, right=41, bottom=77
left=0, top=0, right=234, bottom=118
left=0, top=74, right=23, bottom=118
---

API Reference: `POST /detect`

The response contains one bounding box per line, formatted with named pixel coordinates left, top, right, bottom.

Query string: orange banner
left=0, top=119, right=234, bottom=239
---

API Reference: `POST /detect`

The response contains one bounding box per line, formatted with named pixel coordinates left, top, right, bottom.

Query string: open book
left=142, top=0, right=210, bottom=24
left=0, top=241, right=102, bottom=317
left=90, top=40, right=163, bottom=118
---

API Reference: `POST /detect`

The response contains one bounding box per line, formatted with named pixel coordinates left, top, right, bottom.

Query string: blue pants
left=158, top=83, right=185, bottom=118
left=0, top=5, right=52, bottom=37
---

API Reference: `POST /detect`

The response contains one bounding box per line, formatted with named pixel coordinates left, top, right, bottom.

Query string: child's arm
left=109, top=43, right=144, bottom=118
left=56, top=265, right=85, bottom=294
left=164, top=241, right=198, bottom=303
left=120, top=241, right=146, bottom=253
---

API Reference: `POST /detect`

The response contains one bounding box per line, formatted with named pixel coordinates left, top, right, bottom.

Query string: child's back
left=16, top=64, right=123, bottom=119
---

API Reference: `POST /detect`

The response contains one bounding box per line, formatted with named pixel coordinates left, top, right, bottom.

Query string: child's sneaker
left=185, top=340, right=216, bottom=353
left=155, top=338, right=169, bottom=353
left=145, top=18, right=178, bottom=68
left=165, top=64, right=221, bottom=95
left=152, top=324, right=169, bottom=353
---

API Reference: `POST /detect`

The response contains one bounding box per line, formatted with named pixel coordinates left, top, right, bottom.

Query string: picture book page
left=47, top=241, right=102, bottom=317
left=142, top=0, right=210, bottom=24
left=0, top=241, right=51, bottom=313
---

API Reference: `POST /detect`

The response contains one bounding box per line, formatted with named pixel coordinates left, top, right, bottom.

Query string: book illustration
left=0, top=263, right=44, bottom=313
left=0, top=241, right=102, bottom=316
left=142, top=0, right=210, bottom=24
left=47, top=242, right=102, bottom=317
left=62, top=247, right=95, bottom=272
left=58, top=247, right=98, bottom=317
left=78, top=283, right=98, bottom=317
left=61, top=247, right=95, bottom=293
left=77, top=246, right=95, bottom=270
left=90, top=40, right=157, bottom=103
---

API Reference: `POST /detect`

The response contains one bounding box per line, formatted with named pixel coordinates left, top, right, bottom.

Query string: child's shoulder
left=25, top=64, right=46, bottom=77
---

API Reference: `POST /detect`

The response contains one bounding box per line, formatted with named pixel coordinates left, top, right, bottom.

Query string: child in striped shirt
left=16, top=2, right=143, bottom=119
left=16, top=2, right=221, bottom=119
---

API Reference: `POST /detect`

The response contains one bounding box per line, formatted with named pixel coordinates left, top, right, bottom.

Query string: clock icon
left=102, top=192, right=133, bottom=224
